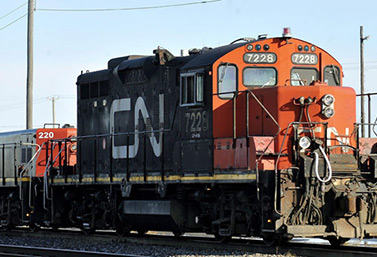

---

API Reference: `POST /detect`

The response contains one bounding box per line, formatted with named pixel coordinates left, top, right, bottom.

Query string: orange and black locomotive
left=0, top=28, right=376, bottom=245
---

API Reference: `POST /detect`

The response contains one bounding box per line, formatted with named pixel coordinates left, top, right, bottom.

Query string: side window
left=324, top=65, right=340, bottom=86
left=218, top=64, right=237, bottom=99
left=290, top=68, right=318, bottom=86
left=196, top=74, right=204, bottom=102
left=180, top=72, right=204, bottom=106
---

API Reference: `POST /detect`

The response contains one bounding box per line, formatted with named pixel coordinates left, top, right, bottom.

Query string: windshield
left=243, top=67, right=276, bottom=87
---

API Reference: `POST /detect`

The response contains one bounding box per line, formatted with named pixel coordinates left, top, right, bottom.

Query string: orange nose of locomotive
left=273, top=83, right=356, bottom=170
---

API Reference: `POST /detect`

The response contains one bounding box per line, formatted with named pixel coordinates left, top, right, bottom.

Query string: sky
left=0, top=0, right=377, bottom=132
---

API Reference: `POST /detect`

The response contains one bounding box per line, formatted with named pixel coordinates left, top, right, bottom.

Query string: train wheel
left=0, top=225, right=12, bottom=232
left=116, top=226, right=130, bottom=237
left=262, top=233, right=279, bottom=246
left=262, top=233, right=289, bottom=246
left=137, top=229, right=148, bottom=236
left=173, top=229, right=184, bottom=238
left=214, top=231, right=231, bottom=243
left=29, top=223, right=40, bottom=232
left=82, top=227, right=95, bottom=235
left=328, top=237, right=348, bottom=246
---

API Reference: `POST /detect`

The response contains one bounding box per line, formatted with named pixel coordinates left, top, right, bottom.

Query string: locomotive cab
left=208, top=33, right=377, bottom=243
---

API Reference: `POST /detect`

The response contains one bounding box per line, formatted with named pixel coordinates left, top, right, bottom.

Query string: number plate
left=291, top=53, right=318, bottom=65
left=243, top=53, right=277, bottom=64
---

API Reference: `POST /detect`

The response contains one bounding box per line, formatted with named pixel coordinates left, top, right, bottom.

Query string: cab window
left=180, top=72, right=204, bottom=106
left=218, top=64, right=237, bottom=99
left=324, top=65, right=340, bottom=86
left=291, top=68, right=318, bottom=86
left=243, top=67, right=277, bottom=87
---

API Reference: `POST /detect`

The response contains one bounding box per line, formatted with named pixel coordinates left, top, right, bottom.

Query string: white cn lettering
left=110, top=94, right=164, bottom=159
left=327, top=127, right=350, bottom=152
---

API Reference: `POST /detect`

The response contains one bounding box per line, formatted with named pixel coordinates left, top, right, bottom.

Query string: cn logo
left=110, top=94, right=164, bottom=159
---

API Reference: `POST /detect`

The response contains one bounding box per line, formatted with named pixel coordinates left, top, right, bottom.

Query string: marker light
left=263, top=44, right=270, bottom=50
left=247, top=44, right=253, bottom=51
left=255, top=44, right=261, bottom=51
left=282, top=27, right=292, bottom=38
left=304, top=45, right=309, bottom=51
left=322, top=94, right=335, bottom=106
left=299, top=136, right=311, bottom=150
left=323, top=107, right=335, bottom=118
left=298, top=45, right=303, bottom=51
left=311, top=46, right=316, bottom=52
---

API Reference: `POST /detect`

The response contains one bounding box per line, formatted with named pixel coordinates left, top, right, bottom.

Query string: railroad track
left=1, top=228, right=377, bottom=257
left=0, top=244, right=146, bottom=257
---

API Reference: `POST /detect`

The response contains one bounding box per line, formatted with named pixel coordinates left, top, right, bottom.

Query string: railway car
left=1, top=28, right=377, bottom=245
left=0, top=126, right=76, bottom=229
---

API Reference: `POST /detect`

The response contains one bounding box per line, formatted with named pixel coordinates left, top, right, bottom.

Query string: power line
left=343, top=61, right=377, bottom=65
left=37, top=0, right=221, bottom=12
left=0, top=2, right=27, bottom=20
left=0, top=13, right=27, bottom=31
left=343, top=66, right=377, bottom=70
left=0, top=96, right=75, bottom=112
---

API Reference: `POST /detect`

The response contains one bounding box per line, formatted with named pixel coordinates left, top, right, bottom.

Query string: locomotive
left=1, top=28, right=377, bottom=245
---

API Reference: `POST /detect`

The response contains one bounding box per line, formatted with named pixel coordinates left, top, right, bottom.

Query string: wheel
left=137, top=229, right=148, bottom=236
left=0, top=225, right=12, bottom=232
left=262, top=233, right=279, bottom=246
left=29, top=223, right=40, bottom=232
left=328, top=237, right=348, bottom=246
left=173, top=229, right=184, bottom=238
left=214, top=231, right=231, bottom=243
left=82, top=227, right=95, bottom=235
left=51, top=225, right=59, bottom=231
left=116, top=226, right=130, bottom=237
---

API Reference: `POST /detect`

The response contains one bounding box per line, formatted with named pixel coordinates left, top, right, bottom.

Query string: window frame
left=323, top=65, right=341, bottom=86
left=242, top=66, right=278, bottom=88
left=180, top=70, right=205, bottom=107
left=290, top=67, right=319, bottom=86
left=217, top=63, right=238, bottom=100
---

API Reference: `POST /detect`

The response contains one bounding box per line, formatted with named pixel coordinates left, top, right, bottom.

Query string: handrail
left=43, top=142, right=67, bottom=210
left=19, top=143, right=43, bottom=207
left=356, top=93, right=377, bottom=138
left=247, top=90, right=281, bottom=203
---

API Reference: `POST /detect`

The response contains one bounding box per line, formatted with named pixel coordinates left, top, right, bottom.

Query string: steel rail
left=2, top=229, right=377, bottom=257
left=0, top=244, right=147, bottom=257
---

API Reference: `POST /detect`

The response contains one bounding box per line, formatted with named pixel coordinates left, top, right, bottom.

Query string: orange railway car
left=35, top=127, right=77, bottom=177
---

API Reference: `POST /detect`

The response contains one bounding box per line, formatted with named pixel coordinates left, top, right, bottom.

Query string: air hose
left=313, top=145, right=332, bottom=183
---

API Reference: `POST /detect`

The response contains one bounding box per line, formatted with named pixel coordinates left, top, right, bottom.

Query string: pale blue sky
left=1, top=0, right=376, bottom=131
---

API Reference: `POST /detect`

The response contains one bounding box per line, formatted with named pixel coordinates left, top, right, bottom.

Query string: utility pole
left=26, top=0, right=35, bottom=129
left=48, top=96, right=59, bottom=128
left=360, top=26, right=370, bottom=138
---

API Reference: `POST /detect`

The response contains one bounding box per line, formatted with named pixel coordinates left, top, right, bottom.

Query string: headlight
left=322, top=107, right=335, bottom=118
left=321, top=94, right=335, bottom=119
left=322, top=94, right=335, bottom=106
left=299, top=136, right=311, bottom=149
